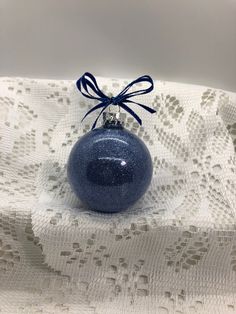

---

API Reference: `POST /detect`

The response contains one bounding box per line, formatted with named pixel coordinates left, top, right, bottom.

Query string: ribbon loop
left=76, top=72, right=156, bottom=129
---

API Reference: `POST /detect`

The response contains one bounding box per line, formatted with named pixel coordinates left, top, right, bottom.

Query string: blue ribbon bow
left=76, top=72, right=156, bottom=129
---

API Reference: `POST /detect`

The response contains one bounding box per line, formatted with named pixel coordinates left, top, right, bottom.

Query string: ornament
left=67, top=73, right=156, bottom=213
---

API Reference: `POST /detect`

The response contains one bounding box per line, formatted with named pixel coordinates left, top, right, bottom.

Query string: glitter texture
left=67, top=123, right=153, bottom=213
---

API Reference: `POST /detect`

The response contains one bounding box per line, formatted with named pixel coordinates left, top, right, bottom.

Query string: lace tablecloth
left=0, top=76, right=236, bottom=314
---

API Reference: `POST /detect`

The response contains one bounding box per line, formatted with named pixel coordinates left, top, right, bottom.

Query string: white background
left=0, top=0, right=235, bottom=92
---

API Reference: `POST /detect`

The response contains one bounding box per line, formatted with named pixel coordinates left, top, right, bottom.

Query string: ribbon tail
left=81, top=102, right=106, bottom=122
left=91, top=105, right=108, bottom=130
left=126, top=100, right=156, bottom=114
left=119, top=103, right=142, bottom=125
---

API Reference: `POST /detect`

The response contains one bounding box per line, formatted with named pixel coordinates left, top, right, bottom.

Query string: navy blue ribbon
left=76, top=72, right=156, bottom=129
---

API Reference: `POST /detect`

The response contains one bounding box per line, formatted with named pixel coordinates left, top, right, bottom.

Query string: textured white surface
left=0, top=76, right=236, bottom=313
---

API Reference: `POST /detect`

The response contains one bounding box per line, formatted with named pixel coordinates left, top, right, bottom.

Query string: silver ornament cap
left=102, top=111, right=126, bottom=127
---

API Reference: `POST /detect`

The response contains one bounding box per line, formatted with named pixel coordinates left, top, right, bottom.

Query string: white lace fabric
left=0, top=76, right=236, bottom=313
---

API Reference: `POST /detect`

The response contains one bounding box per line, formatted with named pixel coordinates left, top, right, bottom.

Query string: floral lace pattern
left=0, top=77, right=235, bottom=313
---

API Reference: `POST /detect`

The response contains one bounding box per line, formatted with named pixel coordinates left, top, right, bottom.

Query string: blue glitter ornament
left=67, top=73, right=156, bottom=213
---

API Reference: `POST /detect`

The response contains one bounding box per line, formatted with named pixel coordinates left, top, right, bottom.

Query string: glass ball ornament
left=67, top=113, right=153, bottom=213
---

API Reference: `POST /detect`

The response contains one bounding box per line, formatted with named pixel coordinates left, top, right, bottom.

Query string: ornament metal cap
left=102, top=110, right=126, bottom=127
